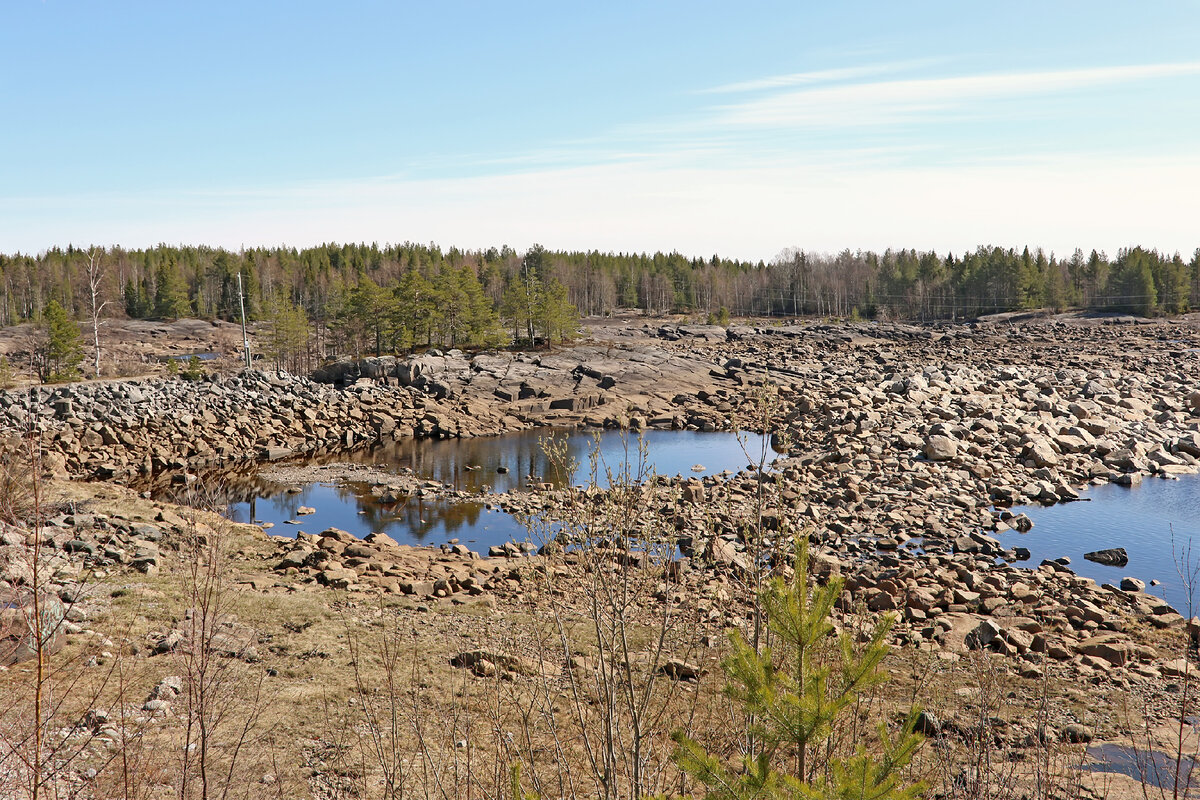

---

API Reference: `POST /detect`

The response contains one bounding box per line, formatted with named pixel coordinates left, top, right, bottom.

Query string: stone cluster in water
left=5, top=315, right=1200, bottom=743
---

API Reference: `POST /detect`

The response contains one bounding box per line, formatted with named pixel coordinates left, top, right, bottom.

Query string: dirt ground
left=0, top=317, right=251, bottom=383
left=5, top=311, right=1200, bottom=798
left=1, top=477, right=1194, bottom=799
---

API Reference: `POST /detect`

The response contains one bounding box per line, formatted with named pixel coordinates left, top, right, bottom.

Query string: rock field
left=3, top=313, right=1200, bottom=755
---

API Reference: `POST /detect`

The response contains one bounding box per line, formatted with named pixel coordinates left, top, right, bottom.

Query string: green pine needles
left=672, top=544, right=925, bottom=800
left=39, top=300, right=84, bottom=383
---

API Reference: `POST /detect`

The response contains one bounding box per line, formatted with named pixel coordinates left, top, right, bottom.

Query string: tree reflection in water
left=144, top=429, right=776, bottom=549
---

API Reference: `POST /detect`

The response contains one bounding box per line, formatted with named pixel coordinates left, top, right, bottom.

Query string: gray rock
left=965, top=619, right=1001, bottom=650
left=1084, top=548, right=1129, bottom=567
left=1023, top=438, right=1060, bottom=468
left=923, top=435, right=958, bottom=461
left=659, top=659, right=704, bottom=681
left=0, top=590, right=66, bottom=666
left=1062, top=723, right=1094, bottom=743
left=142, top=699, right=171, bottom=715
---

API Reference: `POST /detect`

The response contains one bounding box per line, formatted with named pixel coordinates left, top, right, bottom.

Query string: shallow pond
left=996, top=474, right=1200, bottom=612
left=321, top=428, right=775, bottom=494
left=1084, top=743, right=1198, bottom=789
left=160, top=351, right=221, bottom=362
left=223, top=429, right=776, bottom=551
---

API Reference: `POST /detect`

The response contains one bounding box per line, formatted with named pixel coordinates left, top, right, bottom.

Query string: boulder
left=1074, top=635, right=1135, bottom=666
left=1023, top=438, right=1060, bottom=468
left=317, top=567, right=358, bottom=589
left=965, top=619, right=1002, bottom=650
left=1062, top=724, right=1094, bottom=744
left=1084, top=548, right=1128, bottom=567
left=0, top=589, right=66, bottom=666
left=923, top=435, right=958, bottom=462
left=450, top=649, right=537, bottom=677
left=659, top=659, right=704, bottom=681
left=1161, top=658, right=1195, bottom=679
left=311, top=359, right=360, bottom=384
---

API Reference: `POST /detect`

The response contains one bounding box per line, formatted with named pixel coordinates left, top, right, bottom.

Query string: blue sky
left=2, top=1, right=1199, bottom=261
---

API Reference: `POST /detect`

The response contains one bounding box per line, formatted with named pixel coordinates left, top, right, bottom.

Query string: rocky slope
left=7, top=319, right=1200, bottom=684
left=4, top=314, right=1200, bottom=795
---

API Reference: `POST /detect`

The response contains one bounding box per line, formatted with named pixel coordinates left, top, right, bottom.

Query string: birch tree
left=84, top=247, right=109, bottom=378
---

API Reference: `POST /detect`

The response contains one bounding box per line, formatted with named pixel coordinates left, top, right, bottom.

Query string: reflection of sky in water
left=162, top=352, right=221, bottom=361
left=995, top=474, right=1200, bottom=613
left=225, top=482, right=529, bottom=546
left=339, top=429, right=776, bottom=493
left=225, top=430, right=777, bottom=550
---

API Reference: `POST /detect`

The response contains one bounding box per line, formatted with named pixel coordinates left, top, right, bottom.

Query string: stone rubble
left=3, top=313, right=1200, bottom=748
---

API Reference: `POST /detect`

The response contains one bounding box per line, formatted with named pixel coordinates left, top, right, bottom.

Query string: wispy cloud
left=5, top=150, right=1199, bottom=260
left=699, top=59, right=939, bottom=94
left=713, top=61, right=1200, bottom=129
left=5, top=58, right=1200, bottom=259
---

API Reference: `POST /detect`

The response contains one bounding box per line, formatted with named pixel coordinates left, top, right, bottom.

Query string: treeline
left=2, top=241, right=1198, bottom=352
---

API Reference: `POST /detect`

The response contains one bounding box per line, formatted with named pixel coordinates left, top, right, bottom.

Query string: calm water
left=161, top=351, right=221, bottom=361
left=996, top=474, right=1200, bottom=613
left=224, top=429, right=775, bottom=550
left=1085, top=744, right=1197, bottom=789
left=228, top=480, right=531, bottom=547
left=320, top=428, right=774, bottom=494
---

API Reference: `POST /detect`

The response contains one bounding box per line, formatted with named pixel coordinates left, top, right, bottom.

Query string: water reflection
left=330, top=428, right=773, bottom=492
left=224, top=481, right=522, bottom=545
left=199, top=429, right=776, bottom=549
left=995, top=473, right=1200, bottom=612
left=1085, top=743, right=1198, bottom=789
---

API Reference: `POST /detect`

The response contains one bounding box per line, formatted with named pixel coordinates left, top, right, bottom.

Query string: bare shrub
left=511, top=431, right=711, bottom=800
left=0, top=428, right=127, bottom=798
left=171, top=516, right=281, bottom=800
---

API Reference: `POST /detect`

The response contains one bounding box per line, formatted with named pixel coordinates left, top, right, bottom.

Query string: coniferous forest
left=2, top=240, right=1199, bottom=365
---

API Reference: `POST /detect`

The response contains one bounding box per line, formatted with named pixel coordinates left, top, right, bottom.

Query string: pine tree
left=1016, top=246, right=1045, bottom=309
left=349, top=276, right=393, bottom=355
left=154, top=263, right=191, bottom=319
left=536, top=276, right=578, bottom=346
left=1158, top=254, right=1190, bottom=314
left=124, top=279, right=140, bottom=318
left=432, top=266, right=467, bottom=347
left=123, top=278, right=152, bottom=318
left=457, top=265, right=505, bottom=348
left=1114, top=247, right=1158, bottom=316
left=392, top=269, right=433, bottom=351
left=39, top=300, right=84, bottom=383
left=501, top=272, right=537, bottom=345
left=1085, top=250, right=1110, bottom=306
left=265, top=300, right=310, bottom=373
left=672, top=543, right=924, bottom=800
left=241, top=257, right=260, bottom=320
left=1190, top=248, right=1200, bottom=310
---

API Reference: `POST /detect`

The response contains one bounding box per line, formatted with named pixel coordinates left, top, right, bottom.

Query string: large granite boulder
left=0, top=588, right=66, bottom=666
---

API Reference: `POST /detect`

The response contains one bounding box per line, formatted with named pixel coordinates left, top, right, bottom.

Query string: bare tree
left=84, top=247, right=109, bottom=378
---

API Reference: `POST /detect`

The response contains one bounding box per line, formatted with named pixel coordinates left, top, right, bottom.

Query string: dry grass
left=1, top=477, right=1194, bottom=799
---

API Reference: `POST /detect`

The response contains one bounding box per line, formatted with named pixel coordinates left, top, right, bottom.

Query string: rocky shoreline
left=4, top=314, right=1200, bottom=755
left=1, top=337, right=755, bottom=483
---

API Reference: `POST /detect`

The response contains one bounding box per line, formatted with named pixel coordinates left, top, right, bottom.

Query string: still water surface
left=225, top=429, right=775, bottom=550
left=222, top=425, right=1200, bottom=608
left=996, top=474, right=1200, bottom=612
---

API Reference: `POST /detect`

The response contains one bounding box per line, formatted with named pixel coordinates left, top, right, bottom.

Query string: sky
left=2, top=1, right=1199, bottom=262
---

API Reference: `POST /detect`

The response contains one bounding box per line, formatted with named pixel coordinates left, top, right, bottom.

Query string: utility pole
left=237, top=273, right=251, bottom=369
